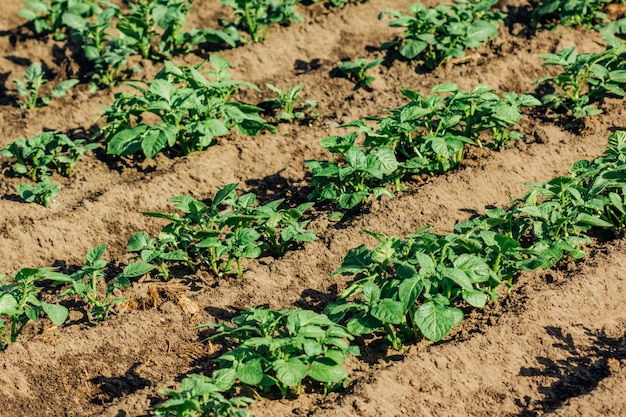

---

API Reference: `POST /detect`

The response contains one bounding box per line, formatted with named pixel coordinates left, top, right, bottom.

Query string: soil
left=1, top=0, right=625, bottom=416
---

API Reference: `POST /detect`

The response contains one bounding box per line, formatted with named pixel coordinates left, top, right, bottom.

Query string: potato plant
left=17, top=175, right=61, bottom=207
left=51, top=244, right=155, bottom=322
left=337, top=57, right=382, bottom=89
left=220, top=0, right=302, bottom=42
left=531, top=0, right=614, bottom=29
left=19, top=0, right=104, bottom=40
left=0, top=131, right=99, bottom=181
left=0, top=268, right=69, bottom=350
left=263, top=83, right=319, bottom=123
left=129, top=184, right=317, bottom=279
left=305, top=135, right=400, bottom=217
left=12, top=62, right=78, bottom=110
left=534, top=41, right=626, bottom=117
left=380, top=0, right=506, bottom=68
left=154, top=371, right=254, bottom=417
left=101, top=57, right=272, bottom=158
left=204, top=308, right=359, bottom=396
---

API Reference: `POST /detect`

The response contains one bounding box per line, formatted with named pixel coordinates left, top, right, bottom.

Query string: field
left=1, top=0, right=626, bottom=416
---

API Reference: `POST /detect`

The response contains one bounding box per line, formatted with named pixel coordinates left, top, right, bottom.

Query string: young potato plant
left=534, top=41, right=626, bottom=117
left=19, top=0, right=105, bottom=40
left=509, top=131, right=626, bottom=245
left=263, top=83, right=319, bottom=123
left=51, top=244, right=155, bottom=322
left=530, top=0, right=613, bottom=29
left=305, top=132, right=400, bottom=218
left=0, top=267, right=69, bottom=350
left=228, top=193, right=318, bottom=256
left=116, top=0, right=238, bottom=58
left=17, top=175, right=61, bottom=207
left=101, top=57, right=272, bottom=158
left=0, top=131, right=99, bottom=181
left=337, top=58, right=383, bottom=90
left=203, top=307, right=359, bottom=396
left=129, top=184, right=316, bottom=279
left=62, top=4, right=138, bottom=91
left=367, top=83, right=540, bottom=156
left=380, top=0, right=506, bottom=68
left=13, top=62, right=78, bottom=110
left=325, top=227, right=513, bottom=348
left=220, top=0, right=302, bottom=42
left=154, top=370, right=254, bottom=417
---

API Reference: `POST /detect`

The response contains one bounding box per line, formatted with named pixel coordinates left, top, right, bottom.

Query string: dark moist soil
left=1, top=0, right=625, bottom=416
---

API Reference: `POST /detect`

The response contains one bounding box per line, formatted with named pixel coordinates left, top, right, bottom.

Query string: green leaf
left=51, top=79, right=79, bottom=98
left=398, top=277, right=424, bottom=309
left=414, top=301, right=464, bottom=342
left=375, top=147, right=398, bottom=174
left=453, top=254, right=491, bottom=283
left=272, top=358, right=308, bottom=388
left=213, top=183, right=238, bottom=206
left=128, top=232, right=149, bottom=251
left=120, top=262, right=155, bottom=278
left=212, top=368, right=237, bottom=391
left=339, top=191, right=368, bottom=210
left=462, top=288, right=486, bottom=308
left=107, top=125, right=148, bottom=156
left=346, top=314, right=382, bottom=335
left=237, top=358, right=264, bottom=385
left=141, top=128, right=168, bottom=159
left=87, top=243, right=107, bottom=264
left=399, top=39, right=428, bottom=59
left=309, top=357, right=347, bottom=383
left=0, top=293, right=18, bottom=315
left=575, top=213, right=613, bottom=228
left=370, top=299, right=405, bottom=324
left=40, top=301, right=69, bottom=326
left=442, top=268, right=473, bottom=291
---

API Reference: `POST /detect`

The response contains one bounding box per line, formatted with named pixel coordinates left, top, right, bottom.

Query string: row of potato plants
left=1, top=55, right=321, bottom=205
left=0, top=181, right=318, bottom=350
left=17, top=0, right=364, bottom=92
left=305, top=82, right=542, bottom=219
left=153, top=130, right=626, bottom=415
left=18, top=0, right=626, bottom=96
left=4, top=36, right=625, bottom=207
left=5, top=36, right=626, bottom=207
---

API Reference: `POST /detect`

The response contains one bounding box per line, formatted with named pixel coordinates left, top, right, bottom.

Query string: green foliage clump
left=220, top=0, right=302, bottom=42
left=263, top=83, right=319, bottom=123
left=204, top=307, right=359, bottom=396
left=531, top=0, right=614, bottom=29
left=101, top=57, right=273, bottom=158
left=154, top=371, right=254, bottom=417
left=129, top=184, right=316, bottom=279
left=1, top=268, right=69, bottom=350
left=534, top=41, right=626, bottom=117
left=337, top=58, right=383, bottom=89
left=380, top=0, right=505, bottom=68
left=305, top=83, right=540, bottom=216
left=13, top=62, right=78, bottom=110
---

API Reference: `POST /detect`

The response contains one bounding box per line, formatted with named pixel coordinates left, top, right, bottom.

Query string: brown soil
left=1, top=0, right=625, bottom=416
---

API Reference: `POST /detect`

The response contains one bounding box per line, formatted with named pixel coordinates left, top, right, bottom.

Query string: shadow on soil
left=515, top=326, right=626, bottom=416
left=90, top=362, right=151, bottom=405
